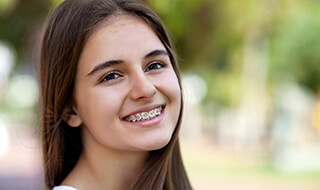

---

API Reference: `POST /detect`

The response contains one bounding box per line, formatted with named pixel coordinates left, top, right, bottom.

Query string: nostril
left=152, top=89, right=156, bottom=96
left=130, top=79, right=157, bottom=101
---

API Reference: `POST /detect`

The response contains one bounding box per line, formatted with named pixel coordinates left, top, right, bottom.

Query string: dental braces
left=128, top=106, right=162, bottom=122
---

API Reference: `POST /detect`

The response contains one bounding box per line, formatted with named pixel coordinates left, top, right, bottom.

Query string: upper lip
left=122, top=104, right=164, bottom=119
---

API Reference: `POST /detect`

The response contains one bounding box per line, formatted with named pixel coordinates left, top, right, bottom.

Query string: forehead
left=77, top=14, right=166, bottom=74
left=87, top=14, right=159, bottom=47
left=83, top=14, right=164, bottom=55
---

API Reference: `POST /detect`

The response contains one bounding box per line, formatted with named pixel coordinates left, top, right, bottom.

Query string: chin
left=142, top=134, right=172, bottom=151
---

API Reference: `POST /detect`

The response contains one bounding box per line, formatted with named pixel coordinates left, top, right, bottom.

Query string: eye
left=101, top=72, right=121, bottom=83
left=145, top=62, right=164, bottom=72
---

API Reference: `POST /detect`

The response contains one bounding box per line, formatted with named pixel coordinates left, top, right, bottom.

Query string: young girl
left=40, top=0, right=192, bottom=189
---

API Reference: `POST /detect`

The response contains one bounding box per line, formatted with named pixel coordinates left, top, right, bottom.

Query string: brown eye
left=101, top=72, right=121, bottom=82
left=146, top=62, right=164, bottom=72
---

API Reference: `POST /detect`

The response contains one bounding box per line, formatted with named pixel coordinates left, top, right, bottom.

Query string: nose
left=129, top=72, right=156, bottom=101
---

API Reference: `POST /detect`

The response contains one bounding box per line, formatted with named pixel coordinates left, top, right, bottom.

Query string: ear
left=64, top=107, right=82, bottom=127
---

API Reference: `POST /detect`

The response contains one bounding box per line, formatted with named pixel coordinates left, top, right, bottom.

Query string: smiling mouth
left=123, top=106, right=164, bottom=122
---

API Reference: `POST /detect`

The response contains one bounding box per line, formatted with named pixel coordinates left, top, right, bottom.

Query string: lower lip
left=123, top=107, right=165, bottom=127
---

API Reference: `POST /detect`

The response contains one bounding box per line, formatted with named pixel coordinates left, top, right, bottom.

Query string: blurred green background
left=0, top=0, right=320, bottom=189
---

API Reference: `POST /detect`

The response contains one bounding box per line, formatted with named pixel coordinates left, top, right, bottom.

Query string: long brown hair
left=40, top=0, right=192, bottom=189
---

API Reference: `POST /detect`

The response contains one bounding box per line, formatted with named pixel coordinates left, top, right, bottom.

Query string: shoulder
left=53, top=186, right=78, bottom=190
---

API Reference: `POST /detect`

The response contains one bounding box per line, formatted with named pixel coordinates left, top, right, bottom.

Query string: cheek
left=154, top=69, right=181, bottom=124
left=74, top=85, right=125, bottom=126
left=158, top=70, right=181, bottom=102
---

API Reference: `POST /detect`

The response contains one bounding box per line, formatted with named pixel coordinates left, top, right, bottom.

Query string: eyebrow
left=87, top=60, right=124, bottom=76
left=144, top=49, right=168, bottom=59
left=87, top=49, right=168, bottom=77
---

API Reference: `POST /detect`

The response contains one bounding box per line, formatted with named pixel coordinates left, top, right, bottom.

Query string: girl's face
left=68, top=15, right=181, bottom=152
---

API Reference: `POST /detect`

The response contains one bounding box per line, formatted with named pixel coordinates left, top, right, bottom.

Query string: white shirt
left=53, top=186, right=78, bottom=190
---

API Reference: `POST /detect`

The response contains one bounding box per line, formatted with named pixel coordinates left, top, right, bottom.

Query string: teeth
left=141, top=112, right=149, bottom=120
left=126, top=106, right=162, bottom=122
left=129, top=115, right=136, bottom=122
left=149, top=110, right=155, bottom=118
left=155, top=108, right=160, bottom=115
left=135, top=113, right=142, bottom=121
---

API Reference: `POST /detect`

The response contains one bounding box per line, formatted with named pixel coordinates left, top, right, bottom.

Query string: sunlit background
left=1, top=0, right=320, bottom=189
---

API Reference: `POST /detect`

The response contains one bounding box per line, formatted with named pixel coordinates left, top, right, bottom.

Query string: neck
left=62, top=139, right=149, bottom=190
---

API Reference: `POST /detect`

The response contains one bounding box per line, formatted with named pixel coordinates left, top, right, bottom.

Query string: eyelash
left=100, top=72, right=121, bottom=83
left=100, top=62, right=165, bottom=83
left=145, top=62, right=165, bottom=72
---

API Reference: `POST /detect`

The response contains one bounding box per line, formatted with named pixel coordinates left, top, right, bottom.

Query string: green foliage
left=270, top=6, right=320, bottom=92
left=0, top=0, right=50, bottom=62
left=0, top=0, right=17, bottom=16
